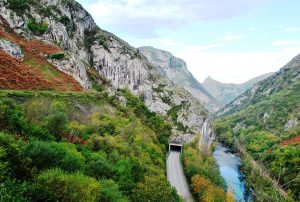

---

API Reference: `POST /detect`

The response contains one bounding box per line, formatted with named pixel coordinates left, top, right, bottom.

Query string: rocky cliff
left=139, top=46, right=220, bottom=113
left=203, top=73, right=273, bottom=107
left=0, top=0, right=214, bottom=149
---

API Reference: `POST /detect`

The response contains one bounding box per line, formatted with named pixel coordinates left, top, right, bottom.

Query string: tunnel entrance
left=169, top=143, right=183, bottom=152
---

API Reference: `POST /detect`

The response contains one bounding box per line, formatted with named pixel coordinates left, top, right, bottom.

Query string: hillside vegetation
left=0, top=90, right=181, bottom=201
left=0, top=23, right=82, bottom=91
left=214, top=79, right=300, bottom=201
left=182, top=139, right=234, bottom=202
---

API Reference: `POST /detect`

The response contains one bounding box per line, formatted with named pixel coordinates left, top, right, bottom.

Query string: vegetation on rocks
left=27, top=18, right=48, bottom=35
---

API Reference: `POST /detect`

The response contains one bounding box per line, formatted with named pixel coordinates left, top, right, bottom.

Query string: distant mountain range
left=202, top=73, right=274, bottom=107
left=139, top=46, right=273, bottom=113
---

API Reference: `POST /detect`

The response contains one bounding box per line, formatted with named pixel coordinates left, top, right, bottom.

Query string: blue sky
left=77, top=0, right=300, bottom=83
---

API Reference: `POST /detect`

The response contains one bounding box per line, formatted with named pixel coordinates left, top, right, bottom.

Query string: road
left=167, top=151, right=193, bottom=202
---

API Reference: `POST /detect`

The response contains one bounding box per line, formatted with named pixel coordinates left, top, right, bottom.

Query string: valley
left=0, top=0, right=299, bottom=202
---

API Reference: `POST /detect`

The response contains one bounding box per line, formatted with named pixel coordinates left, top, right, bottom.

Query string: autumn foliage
left=0, top=23, right=82, bottom=91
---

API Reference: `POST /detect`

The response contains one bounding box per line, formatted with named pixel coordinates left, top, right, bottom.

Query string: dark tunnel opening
left=169, top=144, right=182, bottom=152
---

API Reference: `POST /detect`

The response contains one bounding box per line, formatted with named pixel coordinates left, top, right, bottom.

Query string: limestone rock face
left=139, top=46, right=220, bottom=113
left=0, top=38, right=23, bottom=59
left=0, top=0, right=215, bottom=149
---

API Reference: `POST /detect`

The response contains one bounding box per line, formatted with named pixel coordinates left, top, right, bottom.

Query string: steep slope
left=0, top=0, right=214, bottom=148
left=203, top=73, right=273, bottom=107
left=139, top=46, right=220, bottom=113
left=214, top=54, right=300, bottom=201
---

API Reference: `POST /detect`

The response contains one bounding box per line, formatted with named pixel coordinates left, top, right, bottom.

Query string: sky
left=77, top=0, right=300, bottom=84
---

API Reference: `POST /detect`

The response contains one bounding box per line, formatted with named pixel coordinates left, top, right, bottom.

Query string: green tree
left=37, top=168, right=101, bottom=202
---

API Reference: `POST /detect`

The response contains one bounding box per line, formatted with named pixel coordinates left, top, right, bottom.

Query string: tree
left=132, top=176, right=180, bottom=202
left=37, top=168, right=101, bottom=202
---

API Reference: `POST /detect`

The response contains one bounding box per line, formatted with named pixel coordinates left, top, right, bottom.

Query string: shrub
left=7, top=0, right=30, bottom=15
left=85, top=153, right=115, bottom=179
left=45, top=111, right=68, bottom=139
left=49, top=52, right=65, bottom=60
left=27, top=18, right=48, bottom=36
left=0, top=132, right=33, bottom=180
left=191, top=174, right=229, bottom=202
left=132, top=176, right=180, bottom=202
left=99, top=179, right=129, bottom=202
left=59, top=15, right=71, bottom=25
left=37, top=168, right=101, bottom=202
left=0, top=179, right=29, bottom=202
left=24, top=140, right=84, bottom=172
left=25, top=183, right=57, bottom=202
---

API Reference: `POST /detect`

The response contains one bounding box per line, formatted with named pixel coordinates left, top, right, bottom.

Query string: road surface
left=167, top=151, right=193, bottom=202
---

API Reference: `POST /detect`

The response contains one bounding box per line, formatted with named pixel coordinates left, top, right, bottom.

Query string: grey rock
left=285, top=119, right=298, bottom=131
left=0, top=38, right=24, bottom=59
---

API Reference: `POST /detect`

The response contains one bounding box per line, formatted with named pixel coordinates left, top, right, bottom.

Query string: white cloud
left=173, top=48, right=300, bottom=83
left=79, top=0, right=272, bottom=37
left=217, top=33, right=242, bottom=42
left=281, top=27, right=300, bottom=32
left=272, top=40, right=300, bottom=46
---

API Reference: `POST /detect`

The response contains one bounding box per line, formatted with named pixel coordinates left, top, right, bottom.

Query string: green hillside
left=214, top=79, right=300, bottom=201
left=0, top=90, right=180, bottom=201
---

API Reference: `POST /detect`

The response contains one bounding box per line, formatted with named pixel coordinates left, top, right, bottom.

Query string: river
left=213, top=144, right=252, bottom=202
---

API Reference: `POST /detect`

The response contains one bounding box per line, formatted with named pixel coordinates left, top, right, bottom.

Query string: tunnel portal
left=169, top=142, right=183, bottom=152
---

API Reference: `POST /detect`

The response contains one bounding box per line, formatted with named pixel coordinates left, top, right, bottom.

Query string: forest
left=0, top=90, right=180, bottom=202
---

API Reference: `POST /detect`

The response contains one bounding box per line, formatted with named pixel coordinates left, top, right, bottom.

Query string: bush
left=0, top=179, right=29, bottom=202
left=0, top=98, right=52, bottom=140
left=45, top=111, right=68, bottom=139
left=7, top=0, right=30, bottom=15
left=132, top=176, right=180, bottom=202
left=99, top=179, right=129, bottom=202
left=24, top=140, right=84, bottom=172
left=191, top=174, right=231, bottom=202
left=0, top=132, right=33, bottom=180
left=85, top=153, right=115, bottom=179
left=37, top=168, right=101, bottom=202
left=49, top=52, right=65, bottom=60
left=25, top=183, right=57, bottom=202
left=27, top=18, right=48, bottom=36
left=59, top=15, right=71, bottom=25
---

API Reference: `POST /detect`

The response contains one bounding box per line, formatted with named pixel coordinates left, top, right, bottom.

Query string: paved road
left=167, top=151, right=193, bottom=202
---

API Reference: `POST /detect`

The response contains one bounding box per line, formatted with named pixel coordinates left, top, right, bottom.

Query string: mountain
left=139, top=46, right=220, bottom=113
left=203, top=73, right=273, bottom=107
left=0, top=0, right=221, bottom=201
left=0, top=0, right=214, bottom=147
left=214, top=54, right=300, bottom=201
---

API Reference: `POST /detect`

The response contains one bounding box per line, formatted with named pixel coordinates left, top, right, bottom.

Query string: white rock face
left=139, top=46, right=220, bottom=113
left=0, top=38, right=24, bottom=59
left=0, top=0, right=215, bottom=149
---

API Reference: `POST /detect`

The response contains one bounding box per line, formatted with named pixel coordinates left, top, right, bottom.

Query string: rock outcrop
left=0, top=38, right=23, bottom=59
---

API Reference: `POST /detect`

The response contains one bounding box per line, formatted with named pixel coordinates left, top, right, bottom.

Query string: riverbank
left=213, top=144, right=251, bottom=202
left=181, top=139, right=234, bottom=202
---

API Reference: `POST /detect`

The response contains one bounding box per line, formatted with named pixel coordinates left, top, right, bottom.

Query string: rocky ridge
left=203, top=73, right=274, bottom=107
